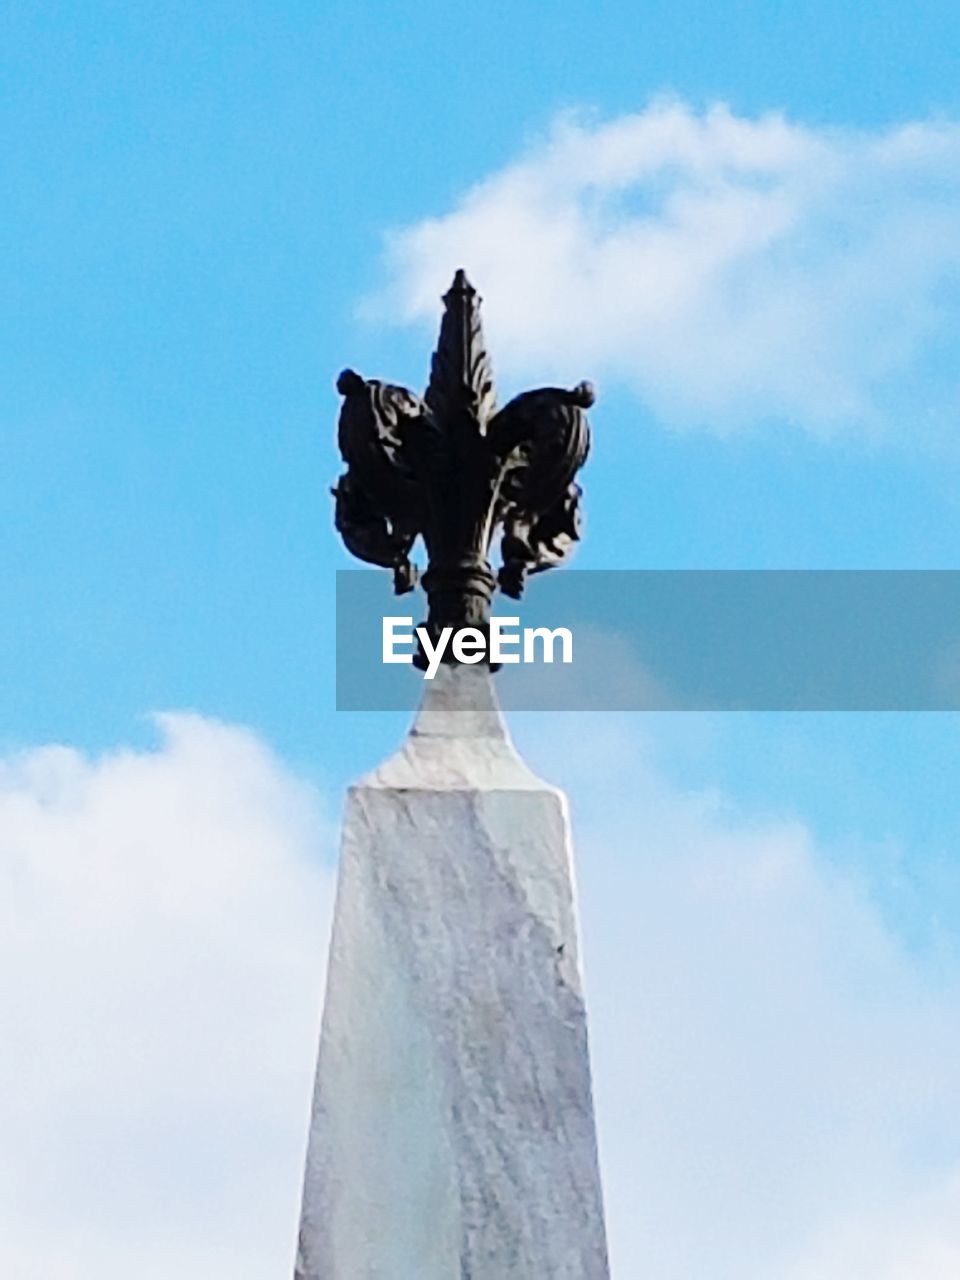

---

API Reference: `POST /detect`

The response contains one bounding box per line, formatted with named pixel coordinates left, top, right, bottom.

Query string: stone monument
left=295, top=273, right=609, bottom=1278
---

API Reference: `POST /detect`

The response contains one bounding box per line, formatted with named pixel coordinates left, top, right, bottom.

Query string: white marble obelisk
left=296, top=665, right=609, bottom=1279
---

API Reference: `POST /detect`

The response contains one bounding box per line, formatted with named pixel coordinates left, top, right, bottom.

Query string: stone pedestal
left=296, top=666, right=608, bottom=1279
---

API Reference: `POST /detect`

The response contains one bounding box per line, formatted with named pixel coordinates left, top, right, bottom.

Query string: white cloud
left=0, top=714, right=336, bottom=1279
left=371, top=100, right=960, bottom=434
left=518, top=716, right=960, bottom=1278
left=4, top=711, right=960, bottom=1276
left=778, top=1173, right=960, bottom=1280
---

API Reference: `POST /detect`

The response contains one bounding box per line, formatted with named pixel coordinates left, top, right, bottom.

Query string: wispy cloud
left=3, top=713, right=959, bottom=1275
left=0, top=714, right=335, bottom=1279
left=522, top=716, right=960, bottom=1278
left=370, top=100, right=960, bottom=436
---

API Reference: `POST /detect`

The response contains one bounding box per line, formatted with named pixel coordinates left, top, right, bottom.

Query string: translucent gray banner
left=336, top=570, right=960, bottom=712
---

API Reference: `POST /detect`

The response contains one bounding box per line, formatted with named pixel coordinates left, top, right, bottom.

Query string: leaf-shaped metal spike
left=425, top=270, right=498, bottom=430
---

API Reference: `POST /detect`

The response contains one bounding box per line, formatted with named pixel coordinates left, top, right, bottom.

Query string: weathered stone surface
left=296, top=666, right=609, bottom=1279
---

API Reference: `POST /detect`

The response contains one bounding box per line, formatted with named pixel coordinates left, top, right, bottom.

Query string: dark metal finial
left=425, top=268, right=497, bottom=428
left=332, top=272, right=593, bottom=666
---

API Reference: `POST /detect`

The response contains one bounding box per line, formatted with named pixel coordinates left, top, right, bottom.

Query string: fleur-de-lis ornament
left=332, top=270, right=593, bottom=664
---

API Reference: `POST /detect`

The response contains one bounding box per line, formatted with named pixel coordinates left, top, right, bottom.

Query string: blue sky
left=5, top=0, right=960, bottom=762
left=4, top=0, right=960, bottom=894
left=4, top=3, right=960, bottom=1276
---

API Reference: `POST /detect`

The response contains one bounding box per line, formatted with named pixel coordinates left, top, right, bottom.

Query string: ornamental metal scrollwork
left=331, top=270, right=593, bottom=660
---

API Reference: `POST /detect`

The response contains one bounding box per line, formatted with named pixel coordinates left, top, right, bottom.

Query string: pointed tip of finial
left=428, top=268, right=495, bottom=424
left=447, top=268, right=476, bottom=297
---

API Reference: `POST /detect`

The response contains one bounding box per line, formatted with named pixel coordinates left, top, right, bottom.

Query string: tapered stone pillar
left=295, top=665, right=609, bottom=1278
